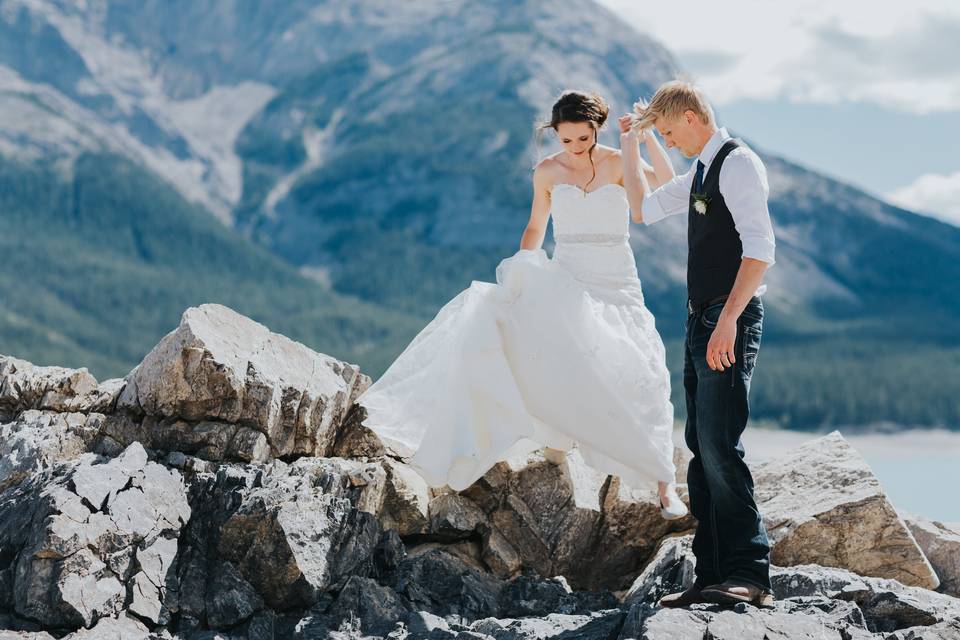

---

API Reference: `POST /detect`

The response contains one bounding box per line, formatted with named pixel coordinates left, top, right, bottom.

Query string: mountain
left=0, top=149, right=423, bottom=379
left=0, top=0, right=957, bottom=429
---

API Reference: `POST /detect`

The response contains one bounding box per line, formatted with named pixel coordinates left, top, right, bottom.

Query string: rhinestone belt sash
left=555, top=232, right=629, bottom=245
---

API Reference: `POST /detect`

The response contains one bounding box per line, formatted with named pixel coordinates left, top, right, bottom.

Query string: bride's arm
left=619, top=121, right=653, bottom=224
left=519, top=163, right=552, bottom=251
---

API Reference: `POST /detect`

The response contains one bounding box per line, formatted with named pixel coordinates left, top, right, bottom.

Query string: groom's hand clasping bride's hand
left=706, top=318, right=737, bottom=371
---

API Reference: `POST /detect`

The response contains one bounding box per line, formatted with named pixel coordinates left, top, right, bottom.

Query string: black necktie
left=693, top=160, right=705, bottom=194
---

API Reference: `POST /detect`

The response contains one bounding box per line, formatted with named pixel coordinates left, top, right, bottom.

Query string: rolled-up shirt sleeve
left=719, top=150, right=776, bottom=265
left=641, top=166, right=696, bottom=225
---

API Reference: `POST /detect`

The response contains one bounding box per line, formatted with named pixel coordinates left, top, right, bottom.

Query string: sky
left=597, top=0, right=960, bottom=225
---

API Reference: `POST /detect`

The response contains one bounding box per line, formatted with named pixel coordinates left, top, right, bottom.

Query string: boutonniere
left=692, top=193, right=711, bottom=215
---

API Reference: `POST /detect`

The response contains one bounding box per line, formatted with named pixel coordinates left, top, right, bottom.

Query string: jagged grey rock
left=902, top=514, right=960, bottom=597
left=0, top=356, right=122, bottom=416
left=469, top=447, right=693, bottom=592
left=377, top=456, right=430, bottom=536
left=754, top=431, right=939, bottom=589
left=427, top=493, right=488, bottom=541
left=180, top=457, right=384, bottom=614
left=0, top=442, right=189, bottom=630
left=770, top=564, right=960, bottom=632
left=622, top=534, right=695, bottom=606
left=0, top=410, right=104, bottom=491
left=333, top=404, right=388, bottom=458
left=117, top=303, right=370, bottom=459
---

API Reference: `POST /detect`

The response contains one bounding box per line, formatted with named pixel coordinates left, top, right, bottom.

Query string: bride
left=357, top=90, right=687, bottom=519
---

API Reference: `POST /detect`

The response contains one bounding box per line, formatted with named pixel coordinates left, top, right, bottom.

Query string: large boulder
left=459, top=446, right=693, bottom=592
left=0, top=442, right=190, bottom=630
left=117, top=304, right=370, bottom=459
left=0, top=356, right=122, bottom=416
left=770, top=564, right=960, bottom=634
left=177, top=456, right=387, bottom=621
left=753, top=431, right=939, bottom=589
left=902, top=513, right=960, bottom=597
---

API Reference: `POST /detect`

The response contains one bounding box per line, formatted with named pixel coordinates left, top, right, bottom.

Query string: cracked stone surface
left=0, top=356, right=123, bottom=416
left=116, top=303, right=370, bottom=459
left=0, top=442, right=189, bottom=628
left=754, top=431, right=939, bottom=589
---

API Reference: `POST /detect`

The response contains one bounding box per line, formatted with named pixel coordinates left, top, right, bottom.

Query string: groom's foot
left=700, top=580, right=775, bottom=607
left=658, top=585, right=705, bottom=608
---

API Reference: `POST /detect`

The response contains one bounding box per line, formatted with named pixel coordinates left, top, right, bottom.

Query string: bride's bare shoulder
left=534, top=154, right=564, bottom=184
left=597, top=145, right=622, bottom=162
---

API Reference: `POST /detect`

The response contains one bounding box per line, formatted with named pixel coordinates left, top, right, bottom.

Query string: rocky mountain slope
left=1, top=303, right=959, bottom=639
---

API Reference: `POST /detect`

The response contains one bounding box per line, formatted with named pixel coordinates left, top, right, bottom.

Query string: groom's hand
left=706, top=318, right=737, bottom=371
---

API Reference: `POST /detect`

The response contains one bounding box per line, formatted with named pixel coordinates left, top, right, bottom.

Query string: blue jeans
left=683, top=296, right=771, bottom=591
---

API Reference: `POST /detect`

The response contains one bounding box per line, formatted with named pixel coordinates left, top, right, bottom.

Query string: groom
left=619, top=80, right=776, bottom=607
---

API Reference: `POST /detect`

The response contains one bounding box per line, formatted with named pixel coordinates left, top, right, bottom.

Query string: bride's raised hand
left=618, top=115, right=645, bottom=143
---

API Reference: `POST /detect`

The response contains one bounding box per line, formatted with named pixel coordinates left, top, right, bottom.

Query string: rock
left=754, top=431, right=939, bottom=589
left=0, top=442, right=189, bottom=630
left=0, top=410, right=104, bottom=491
left=884, top=620, right=960, bottom=640
left=326, top=576, right=410, bottom=635
left=622, top=534, right=695, bottom=607
left=902, top=513, right=960, bottom=597
left=479, top=525, right=522, bottom=580
left=60, top=614, right=151, bottom=639
left=332, top=404, right=387, bottom=458
left=454, top=447, right=693, bottom=592
left=427, top=493, right=488, bottom=541
left=116, top=304, right=369, bottom=459
left=496, top=572, right=617, bottom=618
left=378, top=456, right=430, bottom=536
left=472, top=609, right=626, bottom=639
left=204, top=561, right=264, bottom=629
left=100, top=414, right=271, bottom=464
left=593, top=476, right=695, bottom=592
left=0, top=356, right=122, bottom=415
left=389, top=547, right=503, bottom=620
left=771, top=564, right=960, bottom=632
left=180, top=457, right=384, bottom=615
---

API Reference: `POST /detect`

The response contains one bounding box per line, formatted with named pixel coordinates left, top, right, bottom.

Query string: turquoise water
left=866, top=455, right=960, bottom=523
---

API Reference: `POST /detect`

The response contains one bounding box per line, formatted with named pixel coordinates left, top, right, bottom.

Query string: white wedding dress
left=357, top=182, right=676, bottom=491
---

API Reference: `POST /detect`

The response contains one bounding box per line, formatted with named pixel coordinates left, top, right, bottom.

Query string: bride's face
left=556, top=122, right=597, bottom=158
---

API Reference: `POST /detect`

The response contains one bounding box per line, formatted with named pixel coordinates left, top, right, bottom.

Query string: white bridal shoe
left=659, top=483, right=689, bottom=520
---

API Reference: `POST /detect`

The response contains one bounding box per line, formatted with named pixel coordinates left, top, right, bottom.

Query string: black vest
left=687, top=140, right=743, bottom=304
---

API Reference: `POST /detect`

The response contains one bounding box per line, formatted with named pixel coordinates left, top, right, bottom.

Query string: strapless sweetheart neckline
left=552, top=182, right=626, bottom=197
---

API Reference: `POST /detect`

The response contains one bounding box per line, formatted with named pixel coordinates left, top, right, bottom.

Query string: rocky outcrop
left=902, top=513, right=960, bottom=597
left=0, top=442, right=189, bottom=629
left=0, top=356, right=122, bottom=417
left=753, top=431, right=939, bottom=589
left=1, top=305, right=959, bottom=639
left=116, top=304, right=370, bottom=460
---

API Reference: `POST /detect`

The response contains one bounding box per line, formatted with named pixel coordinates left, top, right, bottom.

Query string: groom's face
left=655, top=113, right=698, bottom=158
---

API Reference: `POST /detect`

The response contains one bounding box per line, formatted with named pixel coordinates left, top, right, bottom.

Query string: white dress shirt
left=640, top=127, right=776, bottom=296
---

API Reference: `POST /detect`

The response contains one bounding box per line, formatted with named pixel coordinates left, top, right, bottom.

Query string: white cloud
left=596, top=0, right=960, bottom=113
left=887, top=171, right=960, bottom=225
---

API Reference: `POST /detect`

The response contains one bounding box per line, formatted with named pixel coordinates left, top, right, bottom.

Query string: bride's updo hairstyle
left=545, top=90, right=610, bottom=131
left=540, top=90, right=610, bottom=191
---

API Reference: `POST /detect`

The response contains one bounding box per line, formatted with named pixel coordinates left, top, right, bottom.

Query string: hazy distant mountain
left=1, top=0, right=958, bottom=429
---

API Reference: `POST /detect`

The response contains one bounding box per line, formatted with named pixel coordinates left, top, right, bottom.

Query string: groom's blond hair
left=635, top=80, right=715, bottom=129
